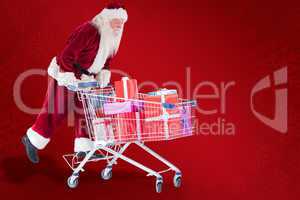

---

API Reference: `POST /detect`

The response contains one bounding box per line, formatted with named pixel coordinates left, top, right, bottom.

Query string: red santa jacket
left=47, top=22, right=112, bottom=85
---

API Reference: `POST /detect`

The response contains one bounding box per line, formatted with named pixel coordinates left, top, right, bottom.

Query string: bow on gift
left=180, top=106, right=192, bottom=134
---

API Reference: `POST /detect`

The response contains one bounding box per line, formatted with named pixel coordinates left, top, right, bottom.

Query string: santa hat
left=99, top=2, right=128, bottom=22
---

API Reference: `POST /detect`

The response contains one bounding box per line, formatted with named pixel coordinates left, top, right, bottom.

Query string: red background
left=0, top=0, right=299, bottom=199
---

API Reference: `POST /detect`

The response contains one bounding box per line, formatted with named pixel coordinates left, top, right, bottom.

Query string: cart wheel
left=155, top=178, right=163, bottom=193
left=173, top=173, right=182, bottom=188
left=67, top=176, right=79, bottom=189
left=101, top=168, right=112, bottom=180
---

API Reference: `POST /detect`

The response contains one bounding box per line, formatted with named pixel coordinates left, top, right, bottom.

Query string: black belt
left=73, top=63, right=93, bottom=76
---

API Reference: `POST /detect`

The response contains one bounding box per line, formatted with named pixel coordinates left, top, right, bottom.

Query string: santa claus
left=21, top=3, right=128, bottom=163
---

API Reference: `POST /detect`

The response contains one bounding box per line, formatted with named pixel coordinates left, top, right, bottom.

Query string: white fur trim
left=96, top=69, right=111, bottom=88
left=100, top=8, right=128, bottom=22
left=86, top=44, right=109, bottom=74
left=26, top=128, right=50, bottom=150
left=74, top=138, right=94, bottom=152
left=86, top=21, right=110, bottom=74
left=47, top=57, right=79, bottom=86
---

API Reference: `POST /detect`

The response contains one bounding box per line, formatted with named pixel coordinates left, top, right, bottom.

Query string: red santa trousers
left=26, top=78, right=93, bottom=152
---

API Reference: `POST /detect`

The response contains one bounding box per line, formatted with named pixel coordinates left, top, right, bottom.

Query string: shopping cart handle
left=66, top=84, right=78, bottom=92
left=78, top=81, right=100, bottom=89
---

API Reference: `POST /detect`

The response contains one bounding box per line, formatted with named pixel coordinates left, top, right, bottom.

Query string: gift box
left=93, top=115, right=140, bottom=143
left=143, top=90, right=179, bottom=118
left=89, top=88, right=115, bottom=118
left=92, top=118, right=115, bottom=141
left=142, top=115, right=182, bottom=140
left=148, top=88, right=177, bottom=96
left=115, top=77, right=138, bottom=99
left=180, top=106, right=193, bottom=135
left=144, top=93, right=178, bottom=104
left=93, top=99, right=143, bottom=142
left=103, top=101, right=133, bottom=115
left=95, top=100, right=142, bottom=118
left=114, top=112, right=142, bottom=142
left=103, top=101, right=143, bottom=115
left=142, top=117, right=182, bottom=141
left=141, top=89, right=182, bottom=140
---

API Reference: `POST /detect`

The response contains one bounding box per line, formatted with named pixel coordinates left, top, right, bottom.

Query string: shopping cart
left=63, top=82, right=196, bottom=193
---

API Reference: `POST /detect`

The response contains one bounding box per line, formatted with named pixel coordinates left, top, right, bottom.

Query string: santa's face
left=98, top=17, right=125, bottom=56
left=109, top=18, right=125, bottom=36
left=91, top=10, right=127, bottom=57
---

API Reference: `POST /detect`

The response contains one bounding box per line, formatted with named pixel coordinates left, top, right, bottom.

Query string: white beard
left=100, top=21, right=123, bottom=56
left=88, top=15, right=123, bottom=74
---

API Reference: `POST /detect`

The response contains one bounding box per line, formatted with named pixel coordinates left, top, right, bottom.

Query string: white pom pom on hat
left=100, top=2, right=128, bottom=22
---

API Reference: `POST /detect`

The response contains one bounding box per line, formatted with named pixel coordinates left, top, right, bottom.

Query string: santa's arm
left=59, top=30, right=89, bottom=72
left=48, top=26, right=94, bottom=86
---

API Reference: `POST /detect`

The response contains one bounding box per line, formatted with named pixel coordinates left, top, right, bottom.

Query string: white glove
left=47, top=59, right=59, bottom=79
left=47, top=58, right=79, bottom=90
left=80, top=74, right=97, bottom=82
left=56, top=72, right=78, bottom=87
left=96, top=69, right=111, bottom=88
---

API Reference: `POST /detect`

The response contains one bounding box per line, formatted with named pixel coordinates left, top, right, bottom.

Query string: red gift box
left=143, top=92, right=179, bottom=118
left=93, top=114, right=142, bottom=143
left=141, top=89, right=182, bottom=140
left=114, top=77, right=138, bottom=99
left=141, top=117, right=182, bottom=141
left=97, top=101, right=143, bottom=142
left=113, top=112, right=142, bottom=142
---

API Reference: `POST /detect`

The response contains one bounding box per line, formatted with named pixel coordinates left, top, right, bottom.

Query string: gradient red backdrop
left=0, top=0, right=299, bottom=200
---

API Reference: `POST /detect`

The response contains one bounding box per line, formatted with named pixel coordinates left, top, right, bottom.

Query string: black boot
left=21, top=135, right=39, bottom=164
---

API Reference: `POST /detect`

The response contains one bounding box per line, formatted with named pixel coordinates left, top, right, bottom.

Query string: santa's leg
left=73, top=97, right=107, bottom=160
left=22, top=78, right=73, bottom=163
left=73, top=95, right=94, bottom=154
